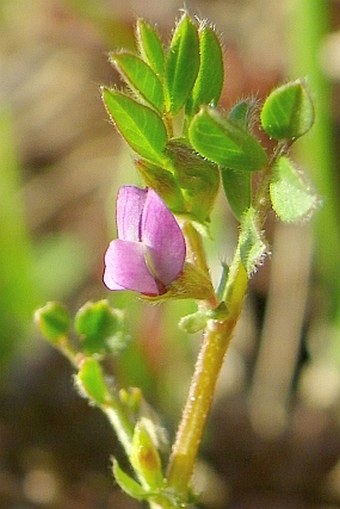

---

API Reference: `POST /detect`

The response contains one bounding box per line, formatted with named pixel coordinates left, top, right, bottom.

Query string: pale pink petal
left=141, top=189, right=186, bottom=285
left=116, top=186, right=147, bottom=241
left=103, top=239, right=161, bottom=295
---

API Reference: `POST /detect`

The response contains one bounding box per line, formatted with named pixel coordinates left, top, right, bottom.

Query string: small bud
left=34, top=302, right=70, bottom=345
left=179, top=311, right=208, bottom=333
left=130, top=418, right=164, bottom=490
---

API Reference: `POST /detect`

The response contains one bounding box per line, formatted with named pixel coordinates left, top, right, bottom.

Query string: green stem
left=102, top=404, right=134, bottom=456
left=166, top=253, right=247, bottom=498
left=166, top=152, right=277, bottom=500
left=288, top=0, right=340, bottom=310
left=60, top=343, right=135, bottom=457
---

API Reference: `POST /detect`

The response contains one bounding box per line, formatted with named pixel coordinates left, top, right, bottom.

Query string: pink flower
left=103, top=186, right=186, bottom=296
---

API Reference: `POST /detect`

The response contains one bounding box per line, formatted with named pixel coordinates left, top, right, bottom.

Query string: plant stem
left=166, top=254, right=247, bottom=498
left=166, top=155, right=275, bottom=500
left=102, top=404, right=134, bottom=456
left=61, top=345, right=135, bottom=457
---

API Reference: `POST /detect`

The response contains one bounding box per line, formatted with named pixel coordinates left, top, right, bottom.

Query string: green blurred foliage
left=0, top=107, right=41, bottom=365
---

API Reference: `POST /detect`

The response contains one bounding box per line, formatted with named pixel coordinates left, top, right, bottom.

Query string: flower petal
left=103, top=239, right=161, bottom=295
left=141, top=189, right=186, bottom=285
left=116, top=186, right=147, bottom=241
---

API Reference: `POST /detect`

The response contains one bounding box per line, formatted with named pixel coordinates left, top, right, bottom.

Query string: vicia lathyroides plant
left=35, top=10, right=319, bottom=509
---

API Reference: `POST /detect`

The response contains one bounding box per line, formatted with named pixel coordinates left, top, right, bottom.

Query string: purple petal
left=116, top=186, right=147, bottom=242
left=141, top=189, right=186, bottom=285
left=103, top=239, right=161, bottom=295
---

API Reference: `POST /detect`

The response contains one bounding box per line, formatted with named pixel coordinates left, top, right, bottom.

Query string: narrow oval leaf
left=188, top=25, right=224, bottom=114
left=270, top=156, right=319, bottom=222
left=77, top=358, right=109, bottom=405
left=136, top=19, right=165, bottom=77
left=110, top=52, right=164, bottom=112
left=221, top=167, right=251, bottom=221
left=239, top=207, right=267, bottom=276
left=261, top=79, right=315, bottom=140
left=113, top=459, right=148, bottom=501
left=102, top=88, right=168, bottom=165
left=189, top=107, right=268, bottom=171
left=165, top=14, right=200, bottom=113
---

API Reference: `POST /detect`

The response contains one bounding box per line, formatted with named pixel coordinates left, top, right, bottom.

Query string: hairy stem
left=166, top=255, right=247, bottom=498
left=166, top=154, right=276, bottom=501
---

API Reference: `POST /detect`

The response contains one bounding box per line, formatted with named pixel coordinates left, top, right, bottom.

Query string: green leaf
left=113, top=459, right=148, bottom=501
left=135, top=159, right=185, bottom=212
left=166, top=139, right=219, bottom=223
left=165, top=13, right=200, bottom=113
left=34, top=301, right=70, bottom=344
left=189, top=107, right=268, bottom=171
left=219, top=100, right=257, bottom=220
left=270, top=156, right=319, bottom=222
left=136, top=19, right=165, bottom=77
left=239, top=207, right=267, bottom=276
left=77, top=357, right=109, bottom=405
left=102, top=88, right=168, bottom=165
left=188, top=24, right=224, bottom=115
left=261, top=79, right=314, bottom=140
left=110, top=52, right=164, bottom=112
left=221, top=168, right=251, bottom=221
left=74, top=300, right=128, bottom=356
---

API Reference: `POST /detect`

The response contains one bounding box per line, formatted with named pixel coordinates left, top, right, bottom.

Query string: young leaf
left=110, top=52, right=164, bottom=112
left=219, top=100, right=257, bottom=220
left=270, top=156, right=319, bottom=222
left=165, top=13, right=200, bottom=114
left=166, top=139, right=219, bottom=223
left=113, top=459, right=149, bottom=501
left=75, top=300, right=128, bottom=356
left=136, top=19, right=165, bottom=77
left=220, top=168, right=251, bottom=221
left=187, top=24, right=224, bottom=115
left=77, top=357, right=109, bottom=405
left=260, top=79, right=314, bottom=140
left=228, top=98, right=257, bottom=129
left=189, top=107, right=267, bottom=172
left=239, top=207, right=267, bottom=276
left=102, top=88, right=168, bottom=165
left=135, top=159, right=185, bottom=212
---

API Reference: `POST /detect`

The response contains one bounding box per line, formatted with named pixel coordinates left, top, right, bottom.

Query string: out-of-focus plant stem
left=0, top=106, right=40, bottom=365
left=288, top=0, right=340, bottom=312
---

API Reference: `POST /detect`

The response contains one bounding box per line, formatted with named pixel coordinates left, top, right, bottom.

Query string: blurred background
left=1, top=0, right=340, bottom=508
